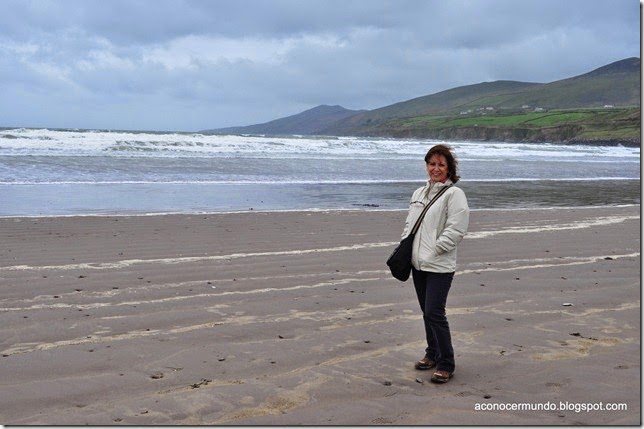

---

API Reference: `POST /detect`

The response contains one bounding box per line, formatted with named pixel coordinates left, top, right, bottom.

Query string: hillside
left=354, top=107, right=640, bottom=146
left=204, top=58, right=640, bottom=144
left=203, top=105, right=364, bottom=135
left=321, top=58, right=640, bottom=142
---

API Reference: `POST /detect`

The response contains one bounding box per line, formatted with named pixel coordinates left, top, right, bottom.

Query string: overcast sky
left=1, top=0, right=640, bottom=131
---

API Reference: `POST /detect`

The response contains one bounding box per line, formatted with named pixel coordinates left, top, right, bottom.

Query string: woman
left=400, top=144, right=469, bottom=384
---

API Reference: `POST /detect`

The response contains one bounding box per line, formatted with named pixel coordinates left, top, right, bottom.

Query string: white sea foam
left=0, top=128, right=639, bottom=215
left=0, top=128, right=639, bottom=160
left=0, top=177, right=638, bottom=186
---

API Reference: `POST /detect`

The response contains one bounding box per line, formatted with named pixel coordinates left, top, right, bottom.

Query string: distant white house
left=604, top=104, right=615, bottom=108
left=534, top=107, right=545, bottom=112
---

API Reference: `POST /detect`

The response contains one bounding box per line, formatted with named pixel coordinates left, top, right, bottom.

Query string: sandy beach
left=0, top=205, right=640, bottom=425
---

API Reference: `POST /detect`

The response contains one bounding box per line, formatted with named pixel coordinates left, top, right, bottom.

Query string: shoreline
left=1, top=179, right=641, bottom=218
left=0, top=202, right=639, bottom=220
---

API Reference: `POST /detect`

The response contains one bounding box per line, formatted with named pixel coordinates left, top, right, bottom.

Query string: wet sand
left=0, top=205, right=640, bottom=425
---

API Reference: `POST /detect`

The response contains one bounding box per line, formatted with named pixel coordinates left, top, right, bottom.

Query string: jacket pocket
left=418, top=225, right=438, bottom=262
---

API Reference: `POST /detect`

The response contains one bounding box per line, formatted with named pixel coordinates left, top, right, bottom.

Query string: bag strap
left=410, top=184, right=452, bottom=235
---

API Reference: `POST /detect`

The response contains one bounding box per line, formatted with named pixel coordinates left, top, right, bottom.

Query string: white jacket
left=401, top=180, right=469, bottom=273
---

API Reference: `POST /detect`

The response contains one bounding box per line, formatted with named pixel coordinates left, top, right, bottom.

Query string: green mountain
left=322, top=58, right=640, bottom=141
left=205, top=58, right=640, bottom=144
left=322, top=80, right=542, bottom=136
left=202, top=105, right=365, bottom=135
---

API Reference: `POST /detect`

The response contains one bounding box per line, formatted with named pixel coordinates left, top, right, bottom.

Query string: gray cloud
left=0, top=0, right=640, bottom=131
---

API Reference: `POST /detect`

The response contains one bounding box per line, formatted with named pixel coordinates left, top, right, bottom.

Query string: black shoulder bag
left=386, top=185, right=452, bottom=281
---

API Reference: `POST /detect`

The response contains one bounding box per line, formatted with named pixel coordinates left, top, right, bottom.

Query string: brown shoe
left=414, top=357, right=436, bottom=370
left=430, top=370, right=453, bottom=383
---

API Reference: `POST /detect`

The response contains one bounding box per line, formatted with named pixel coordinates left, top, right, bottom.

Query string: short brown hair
left=424, top=144, right=461, bottom=183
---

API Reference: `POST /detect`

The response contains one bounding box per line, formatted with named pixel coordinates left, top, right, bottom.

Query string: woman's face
left=426, top=154, right=449, bottom=183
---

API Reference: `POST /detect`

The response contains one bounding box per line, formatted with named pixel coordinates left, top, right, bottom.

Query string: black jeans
left=411, top=267, right=455, bottom=373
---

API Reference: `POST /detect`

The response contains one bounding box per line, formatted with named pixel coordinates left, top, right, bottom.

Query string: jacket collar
left=423, top=178, right=453, bottom=200
left=427, top=178, right=454, bottom=188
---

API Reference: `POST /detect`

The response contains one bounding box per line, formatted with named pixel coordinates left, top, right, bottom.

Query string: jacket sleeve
left=435, top=188, right=469, bottom=254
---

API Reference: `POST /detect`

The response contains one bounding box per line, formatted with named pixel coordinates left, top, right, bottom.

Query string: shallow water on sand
left=0, top=179, right=639, bottom=217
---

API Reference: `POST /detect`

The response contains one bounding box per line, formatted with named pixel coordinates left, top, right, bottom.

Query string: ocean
left=0, top=128, right=640, bottom=216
